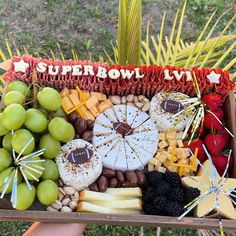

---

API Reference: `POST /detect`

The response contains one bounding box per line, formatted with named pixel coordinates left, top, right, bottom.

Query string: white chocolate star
left=206, top=71, right=221, bottom=84
left=13, top=59, right=29, bottom=73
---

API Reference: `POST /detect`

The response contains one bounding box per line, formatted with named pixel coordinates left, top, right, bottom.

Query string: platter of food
left=0, top=56, right=235, bottom=231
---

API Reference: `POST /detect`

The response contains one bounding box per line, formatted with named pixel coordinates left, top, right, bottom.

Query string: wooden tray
left=0, top=92, right=235, bottom=230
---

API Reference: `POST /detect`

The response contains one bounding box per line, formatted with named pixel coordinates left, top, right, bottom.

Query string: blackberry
left=165, top=172, right=181, bottom=187
left=153, top=196, right=168, bottom=212
left=169, top=188, right=184, bottom=203
left=142, top=202, right=158, bottom=215
left=147, top=171, right=163, bottom=186
left=184, top=187, right=201, bottom=203
left=164, top=201, right=185, bottom=217
left=142, top=187, right=156, bottom=202
left=156, top=180, right=171, bottom=196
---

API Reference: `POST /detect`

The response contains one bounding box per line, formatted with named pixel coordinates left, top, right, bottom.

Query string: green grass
left=0, top=0, right=235, bottom=235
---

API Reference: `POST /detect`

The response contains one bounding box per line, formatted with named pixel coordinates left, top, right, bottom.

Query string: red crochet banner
left=3, top=55, right=235, bottom=97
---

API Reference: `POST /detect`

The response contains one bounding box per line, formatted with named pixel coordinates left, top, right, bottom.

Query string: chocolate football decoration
left=67, top=148, right=93, bottom=164
left=113, top=122, right=133, bottom=137
left=161, top=99, right=184, bottom=114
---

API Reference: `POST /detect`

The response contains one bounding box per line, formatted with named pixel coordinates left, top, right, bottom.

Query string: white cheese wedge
left=126, top=105, right=139, bottom=126
left=114, top=140, right=128, bottom=171
left=124, top=141, right=144, bottom=170
left=95, top=113, right=113, bottom=128
left=93, top=133, right=120, bottom=146
left=134, top=118, right=157, bottom=133
left=104, top=107, right=118, bottom=123
left=77, top=201, right=141, bottom=214
left=103, top=140, right=122, bottom=169
left=93, top=123, right=115, bottom=135
left=126, top=139, right=154, bottom=165
left=131, top=111, right=149, bottom=129
left=113, top=104, right=127, bottom=123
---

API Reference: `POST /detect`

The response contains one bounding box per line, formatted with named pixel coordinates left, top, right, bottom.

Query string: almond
left=61, top=206, right=72, bottom=213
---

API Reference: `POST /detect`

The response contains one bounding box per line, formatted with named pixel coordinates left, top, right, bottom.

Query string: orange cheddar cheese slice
left=85, top=95, right=99, bottom=109
left=60, top=87, right=70, bottom=97
left=69, top=93, right=80, bottom=106
left=89, top=106, right=100, bottom=117
left=61, top=96, right=74, bottom=113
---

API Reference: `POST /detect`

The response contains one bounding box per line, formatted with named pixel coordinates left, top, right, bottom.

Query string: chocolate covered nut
left=87, top=120, right=94, bottom=130
left=109, top=178, right=118, bottom=188
left=121, top=181, right=138, bottom=187
left=75, top=119, right=87, bottom=134
left=82, top=130, right=93, bottom=142
left=89, top=182, right=99, bottom=192
left=98, top=176, right=108, bottom=192
left=126, top=171, right=138, bottom=185
left=102, top=168, right=116, bottom=178
left=67, top=111, right=78, bottom=123
left=135, top=170, right=147, bottom=185
left=116, top=171, right=125, bottom=183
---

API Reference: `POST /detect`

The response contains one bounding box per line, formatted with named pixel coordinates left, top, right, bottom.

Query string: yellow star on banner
left=206, top=71, right=221, bottom=84
left=182, top=160, right=236, bottom=219
left=13, top=59, right=29, bottom=73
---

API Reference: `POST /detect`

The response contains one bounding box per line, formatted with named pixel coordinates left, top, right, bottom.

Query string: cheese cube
left=97, top=100, right=113, bottom=113
left=100, top=94, right=107, bottom=101
left=168, top=139, right=177, bottom=147
left=70, top=89, right=78, bottom=96
left=166, top=165, right=178, bottom=172
left=60, top=87, right=70, bottom=97
left=162, top=151, right=172, bottom=160
left=158, top=140, right=168, bottom=149
left=149, top=158, right=160, bottom=166
left=159, top=133, right=165, bottom=141
left=167, top=146, right=173, bottom=154
left=176, top=131, right=184, bottom=139
left=89, top=106, right=100, bottom=117
left=177, top=139, right=184, bottom=148
left=61, top=97, right=74, bottom=113
left=154, top=152, right=162, bottom=159
left=69, top=93, right=80, bottom=106
left=81, top=91, right=90, bottom=100
left=77, top=105, right=95, bottom=121
left=86, top=95, right=99, bottom=109
left=176, top=148, right=190, bottom=159
left=159, top=155, right=167, bottom=163
left=91, top=92, right=103, bottom=101
left=156, top=166, right=166, bottom=173
left=166, top=130, right=177, bottom=140
left=148, top=163, right=154, bottom=171
left=177, top=159, right=188, bottom=165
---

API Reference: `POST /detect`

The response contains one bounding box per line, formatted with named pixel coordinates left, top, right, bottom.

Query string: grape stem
left=32, top=70, right=39, bottom=109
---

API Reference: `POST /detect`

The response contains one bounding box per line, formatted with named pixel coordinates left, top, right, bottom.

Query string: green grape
left=53, top=107, right=66, bottom=118
left=2, top=132, right=13, bottom=152
left=37, top=87, right=61, bottom=111
left=7, top=80, right=29, bottom=96
left=0, top=148, right=12, bottom=172
left=15, top=183, right=36, bottom=210
left=2, top=104, right=26, bottom=130
left=0, top=167, right=22, bottom=194
left=41, top=159, right=59, bottom=181
left=48, top=117, right=75, bottom=142
left=21, top=156, right=44, bottom=181
left=0, top=113, right=9, bottom=136
left=39, top=134, right=61, bottom=159
left=37, top=179, right=58, bottom=205
left=3, top=91, right=24, bottom=107
left=24, top=108, right=48, bottom=133
left=12, top=129, right=35, bottom=155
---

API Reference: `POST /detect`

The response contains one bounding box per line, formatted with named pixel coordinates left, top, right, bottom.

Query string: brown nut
left=97, top=176, right=108, bottom=192
left=135, top=170, right=147, bottom=185
left=75, top=119, right=87, bottom=134
left=67, top=111, right=78, bottom=123
left=82, top=130, right=93, bottom=142
left=87, top=120, right=94, bottom=130
left=109, top=178, right=118, bottom=188
left=126, top=171, right=138, bottom=185
left=102, top=168, right=116, bottom=178
left=121, top=181, right=138, bottom=187
left=116, top=171, right=125, bottom=184
left=88, top=182, right=99, bottom=192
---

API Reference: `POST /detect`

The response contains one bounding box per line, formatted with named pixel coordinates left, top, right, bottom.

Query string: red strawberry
left=218, top=129, right=230, bottom=149
left=188, top=139, right=206, bottom=163
left=212, top=154, right=234, bottom=176
left=203, top=109, right=224, bottom=131
left=204, top=133, right=226, bottom=155
left=202, top=93, right=222, bottom=111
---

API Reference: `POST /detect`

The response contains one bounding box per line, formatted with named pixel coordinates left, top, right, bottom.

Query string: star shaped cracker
left=13, top=59, right=29, bottom=73
left=182, top=159, right=236, bottom=219
left=206, top=71, right=221, bottom=84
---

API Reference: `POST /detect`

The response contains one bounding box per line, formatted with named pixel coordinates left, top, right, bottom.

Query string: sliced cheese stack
left=60, top=87, right=113, bottom=120
left=77, top=187, right=142, bottom=214
left=93, top=105, right=158, bottom=171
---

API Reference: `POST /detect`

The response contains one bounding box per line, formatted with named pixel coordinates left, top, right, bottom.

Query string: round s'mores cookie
left=150, top=92, right=190, bottom=132
left=56, top=139, right=102, bottom=191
